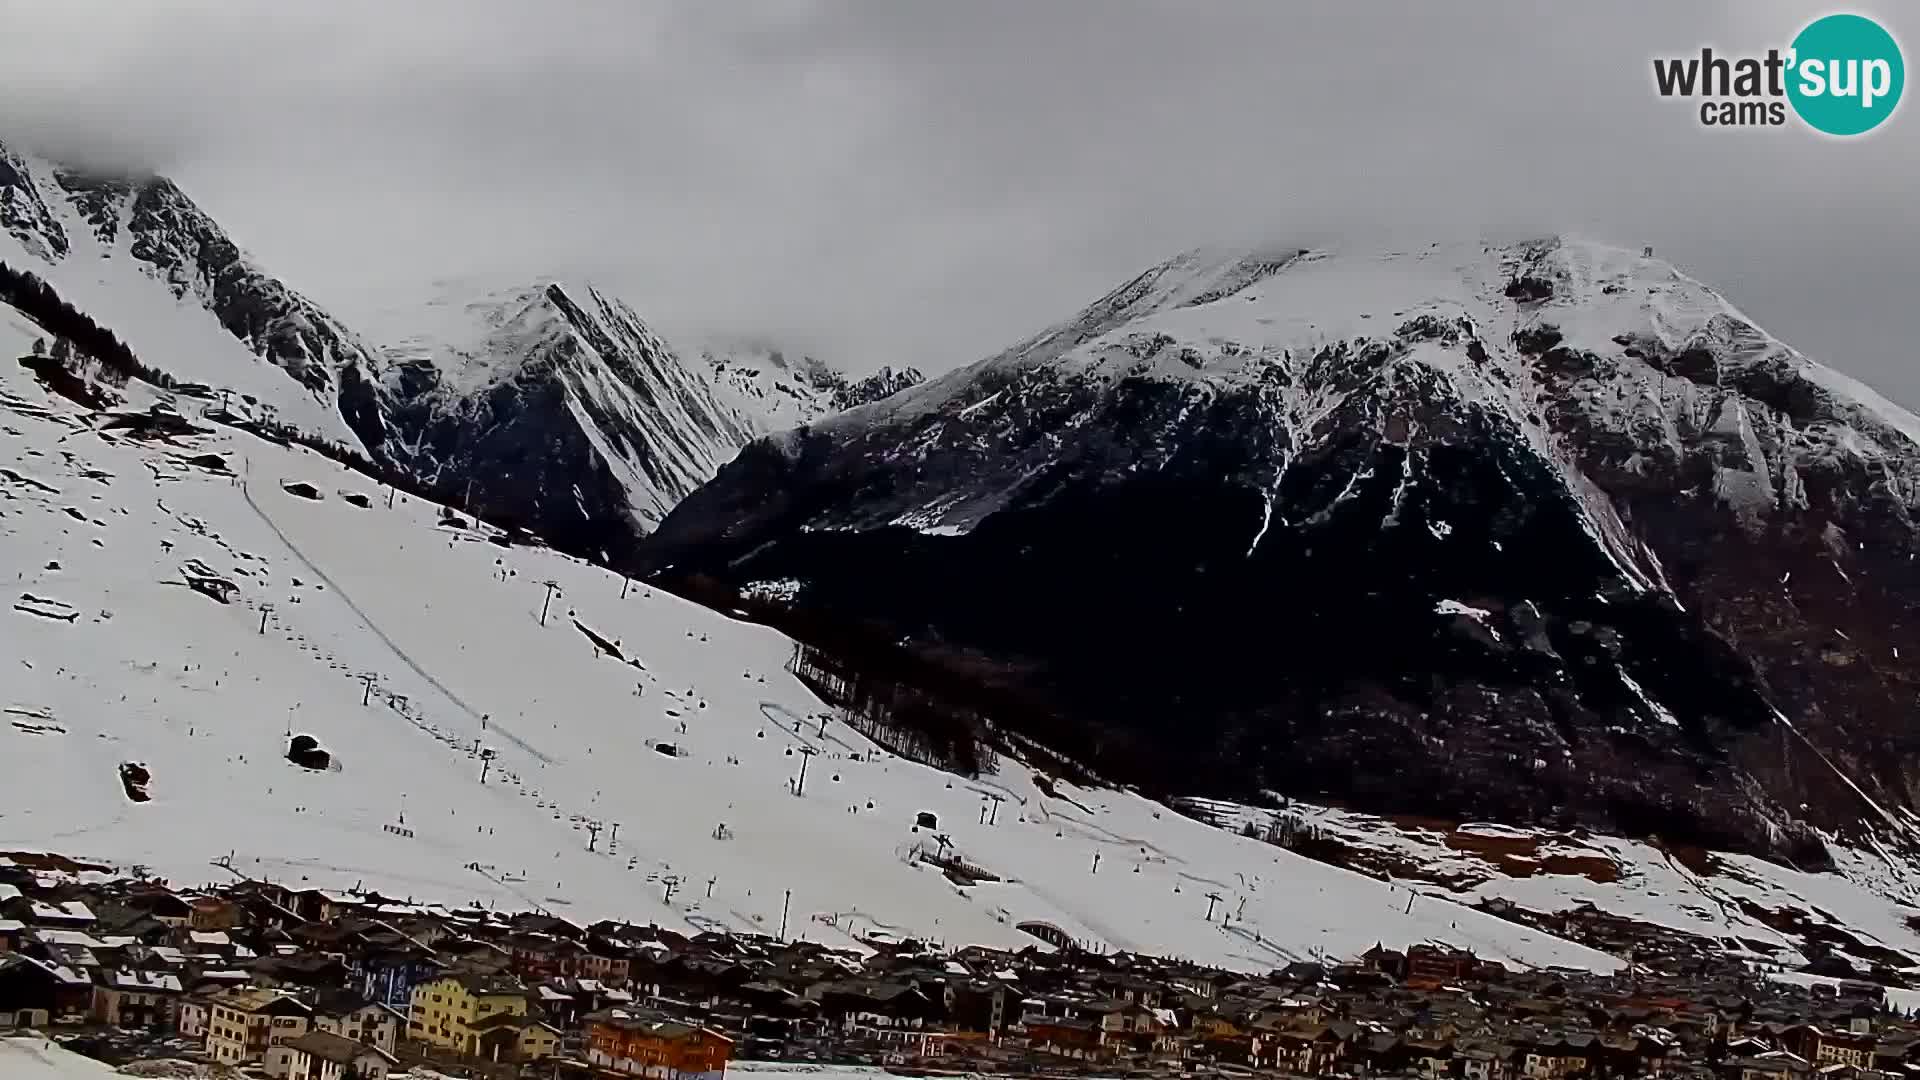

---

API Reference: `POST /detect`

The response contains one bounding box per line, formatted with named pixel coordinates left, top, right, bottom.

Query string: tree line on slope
left=786, top=641, right=1000, bottom=777
left=0, top=259, right=176, bottom=388
left=0, top=259, right=549, bottom=546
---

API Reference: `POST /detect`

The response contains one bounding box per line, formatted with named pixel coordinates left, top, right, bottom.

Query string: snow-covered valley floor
left=0, top=319, right=1624, bottom=975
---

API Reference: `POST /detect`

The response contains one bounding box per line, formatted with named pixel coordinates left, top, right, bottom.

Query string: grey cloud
left=0, top=0, right=1915, bottom=404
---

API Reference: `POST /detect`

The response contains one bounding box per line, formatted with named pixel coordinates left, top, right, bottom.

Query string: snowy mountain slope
left=788, top=238, right=1917, bottom=543
left=638, top=237, right=1920, bottom=867
left=0, top=140, right=921, bottom=561
left=337, top=282, right=927, bottom=558
left=343, top=277, right=757, bottom=555
left=699, top=341, right=839, bottom=433
left=0, top=332, right=1616, bottom=975
left=0, top=137, right=373, bottom=446
left=698, top=338, right=925, bottom=436
left=1182, top=795, right=1920, bottom=979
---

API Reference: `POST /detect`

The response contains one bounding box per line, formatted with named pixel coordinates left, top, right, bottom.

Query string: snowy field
left=0, top=313, right=1618, bottom=974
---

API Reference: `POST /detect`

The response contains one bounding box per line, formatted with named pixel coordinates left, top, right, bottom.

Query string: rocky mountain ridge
left=344, top=278, right=757, bottom=554
left=0, top=137, right=918, bottom=555
left=699, top=338, right=925, bottom=436
left=0, top=140, right=376, bottom=443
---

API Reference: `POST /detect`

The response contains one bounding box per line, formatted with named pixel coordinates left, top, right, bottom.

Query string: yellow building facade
left=407, top=975, right=531, bottom=1057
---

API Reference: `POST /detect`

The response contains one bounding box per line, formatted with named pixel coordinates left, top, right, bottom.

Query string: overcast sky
left=0, top=1, right=1915, bottom=403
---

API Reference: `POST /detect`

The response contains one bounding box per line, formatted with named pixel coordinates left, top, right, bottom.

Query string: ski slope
left=0, top=323, right=1618, bottom=974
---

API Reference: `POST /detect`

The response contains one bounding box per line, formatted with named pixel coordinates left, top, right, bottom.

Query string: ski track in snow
left=239, top=475, right=557, bottom=767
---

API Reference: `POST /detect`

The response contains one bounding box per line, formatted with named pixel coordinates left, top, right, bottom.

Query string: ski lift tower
left=791, top=745, right=819, bottom=796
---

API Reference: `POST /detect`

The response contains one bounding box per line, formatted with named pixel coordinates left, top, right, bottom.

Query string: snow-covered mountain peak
left=696, top=338, right=841, bottom=434
left=783, top=231, right=1915, bottom=586
left=1092, top=242, right=1317, bottom=315
left=371, top=277, right=673, bottom=398
left=695, top=336, right=926, bottom=436
left=833, top=236, right=1920, bottom=470
left=643, top=235, right=1920, bottom=874
left=0, top=137, right=378, bottom=446
left=343, top=273, right=759, bottom=551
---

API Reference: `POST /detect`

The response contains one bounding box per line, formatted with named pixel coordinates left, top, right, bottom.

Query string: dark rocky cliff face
left=0, top=144, right=70, bottom=261
left=37, top=168, right=379, bottom=400
left=821, top=364, right=925, bottom=412
left=116, top=178, right=368, bottom=398
left=1530, top=320, right=1920, bottom=847
left=636, top=240, right=1920, bottom=866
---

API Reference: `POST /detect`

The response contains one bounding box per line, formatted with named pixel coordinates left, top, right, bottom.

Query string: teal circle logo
left=1788, top=14, right=1904, bottom=135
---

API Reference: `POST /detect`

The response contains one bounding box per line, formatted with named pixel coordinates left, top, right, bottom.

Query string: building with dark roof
left=283, top=1029, right=398, bottom=1080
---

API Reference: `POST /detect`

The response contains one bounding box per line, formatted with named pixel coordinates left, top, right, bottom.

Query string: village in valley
left=2, top=850, right=1917, bottom=1080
